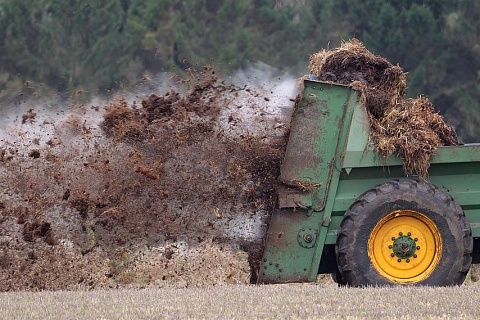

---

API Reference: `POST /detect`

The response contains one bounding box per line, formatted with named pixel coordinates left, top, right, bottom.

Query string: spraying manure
left=309, top=39, right=459, bottom=177
left=0, top=66, right=297, bottom=290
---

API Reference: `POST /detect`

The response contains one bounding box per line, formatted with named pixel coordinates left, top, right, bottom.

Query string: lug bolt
left=391, top=253, right=395, bottom=257
left=414, top=238, right=418, bottom=241
left=388, top=245, right=393, bottom=249
left=406, top=259, right=410, bottom=263
left=416, top=246, right=420, bottom=250
left=392, top=237, right=396, bottom=241
left=304, top=234, right=313, bottom=243
left=407, top=232, right=411, bottom=236
left=397, top=259, right=402, bottom=262
left=399, top=232, right=403, bottom=236
left=413, top=254, right=417, bottom=258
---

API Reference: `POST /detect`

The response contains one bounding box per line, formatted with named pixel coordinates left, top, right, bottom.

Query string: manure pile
left=0, top=66, right=296, bottom=291
left=309, top=39, right=459, bottom=177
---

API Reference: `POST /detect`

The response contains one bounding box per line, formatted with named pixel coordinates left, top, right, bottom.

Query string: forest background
left=1, top=0, right=479, bottom=142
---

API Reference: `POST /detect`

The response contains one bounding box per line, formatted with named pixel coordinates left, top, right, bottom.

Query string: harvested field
left=1, top=282, right=480, bottom=319
left=0, top=65, right=297, bottom=290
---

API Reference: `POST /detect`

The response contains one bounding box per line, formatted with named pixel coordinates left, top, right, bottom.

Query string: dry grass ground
left=1, top=282, right=480, bottom=319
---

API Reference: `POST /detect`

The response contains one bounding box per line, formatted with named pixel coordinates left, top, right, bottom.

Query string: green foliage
left=0, top=0, right=146, bottom=92
left=1, top=0, right=480, bottom=140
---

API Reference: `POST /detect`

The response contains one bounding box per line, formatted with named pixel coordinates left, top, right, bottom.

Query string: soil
left=0, top=66, right=296, bottom=291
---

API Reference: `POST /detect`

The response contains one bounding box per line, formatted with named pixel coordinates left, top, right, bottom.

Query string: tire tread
left=336, top=178, right=472, bottom=286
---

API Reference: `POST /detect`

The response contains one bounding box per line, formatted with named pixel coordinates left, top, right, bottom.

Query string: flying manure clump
left=309, top=39, right=459, bottom=177
left=100, top=66, right=287, bottom=278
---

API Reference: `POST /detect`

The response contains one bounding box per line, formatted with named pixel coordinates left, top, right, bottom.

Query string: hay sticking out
left=309, top=39, right=406, bottom=118
left=309, top=39, right=459, bottom=177
left=371, top=97, right=453, bottom=177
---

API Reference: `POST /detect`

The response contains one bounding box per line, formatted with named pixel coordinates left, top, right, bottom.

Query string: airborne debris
left=22, top=108, right=37, bottom=124
left=0, top=65, right=295, bottom=290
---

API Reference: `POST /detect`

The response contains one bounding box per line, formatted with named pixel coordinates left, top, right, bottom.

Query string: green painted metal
left=278, top=81, right=358, bottom=211
left=258, top=81, right=359, bottom=283
left=258, top=79, right=480, bottom=284
left=392, top=235, right=417, bottom=259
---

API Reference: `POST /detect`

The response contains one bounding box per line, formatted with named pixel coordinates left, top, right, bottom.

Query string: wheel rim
left=367, top=210, right=442, bottom=284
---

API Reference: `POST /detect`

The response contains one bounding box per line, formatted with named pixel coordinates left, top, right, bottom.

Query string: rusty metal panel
left=280, top=81, right=358, bottom=211
left=257, top=208, right=319, bottom=284
left=277, top=186, right=312, bottom=209
left=258, top=81, right=360, bottom=284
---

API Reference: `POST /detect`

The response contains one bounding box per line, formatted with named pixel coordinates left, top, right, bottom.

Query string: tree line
left=0, top=0, right=479, bottom=141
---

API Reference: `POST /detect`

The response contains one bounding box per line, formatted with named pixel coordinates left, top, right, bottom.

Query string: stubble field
left=1, top=281, right=480, bottom=319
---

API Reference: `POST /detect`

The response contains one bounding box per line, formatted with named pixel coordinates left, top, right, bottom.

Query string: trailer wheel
left=330, top=267, right=347, bottom=286
left=336, top=179, right=472, bottom=286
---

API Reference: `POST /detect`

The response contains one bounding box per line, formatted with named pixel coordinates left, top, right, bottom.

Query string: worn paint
left=258, top=81, right=359, bottom=284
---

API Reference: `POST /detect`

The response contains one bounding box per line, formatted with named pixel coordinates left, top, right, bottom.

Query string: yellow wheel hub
left=367, top=210, right=442, bottom=284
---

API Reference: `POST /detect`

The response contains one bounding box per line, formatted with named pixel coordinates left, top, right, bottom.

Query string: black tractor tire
left=336, top=178, right=472, bottom=286
left=330, top=267, right=347, bottom=287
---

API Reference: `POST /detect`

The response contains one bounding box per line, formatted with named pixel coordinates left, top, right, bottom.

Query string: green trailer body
left=258, top=79, right=479, bottom=286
